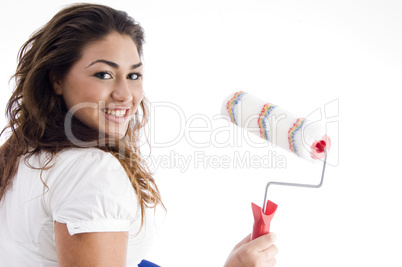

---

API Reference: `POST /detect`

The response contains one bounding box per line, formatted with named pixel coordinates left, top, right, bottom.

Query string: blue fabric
left=138, top=259, right=160, bottom=267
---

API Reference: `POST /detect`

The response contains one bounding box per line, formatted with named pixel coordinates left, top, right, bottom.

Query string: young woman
left=0, top=3, right=277, bottom=266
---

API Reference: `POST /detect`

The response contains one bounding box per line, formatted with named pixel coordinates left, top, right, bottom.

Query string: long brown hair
left=0, top=3, right=162, bottom=228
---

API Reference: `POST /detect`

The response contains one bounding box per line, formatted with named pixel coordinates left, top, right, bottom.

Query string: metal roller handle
left=262, top=148, right=328, bottom=214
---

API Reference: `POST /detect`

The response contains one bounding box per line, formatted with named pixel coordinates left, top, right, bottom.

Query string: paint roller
left=221, top=91, right=331, bottom=240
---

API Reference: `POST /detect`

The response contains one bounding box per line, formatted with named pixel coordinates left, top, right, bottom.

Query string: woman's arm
left=54, top=222, right=128, bottom=267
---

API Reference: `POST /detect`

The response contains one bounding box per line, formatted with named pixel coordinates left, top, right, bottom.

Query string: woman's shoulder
left=39, top=147, right=129, bottom=188
left=55, top=147, right=117, bottom=161
left=52, top=147, right=122, bottom=170
left=42, top=148, right=138, bottom=235
left=42, top=147, right=136, bottom=209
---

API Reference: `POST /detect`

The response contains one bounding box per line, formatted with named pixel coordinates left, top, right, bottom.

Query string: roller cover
left=221, top=91, right=330, bottom=161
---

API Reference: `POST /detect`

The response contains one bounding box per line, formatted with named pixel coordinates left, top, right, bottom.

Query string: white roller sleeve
left=221, top=91, right=330, bottom=162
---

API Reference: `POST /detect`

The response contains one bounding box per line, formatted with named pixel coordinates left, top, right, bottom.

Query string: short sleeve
left=44, top=148, right=138, bottom=236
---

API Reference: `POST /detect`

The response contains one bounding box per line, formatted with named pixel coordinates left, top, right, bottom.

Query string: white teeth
left=105, top=109, right=126, bottom=117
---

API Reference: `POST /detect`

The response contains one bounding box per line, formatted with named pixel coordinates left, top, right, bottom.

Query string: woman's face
left=52, top=32, right=143, bottom=139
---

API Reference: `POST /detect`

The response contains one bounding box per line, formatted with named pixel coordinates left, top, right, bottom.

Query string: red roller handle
left=251, top=200, right=278, bottom=240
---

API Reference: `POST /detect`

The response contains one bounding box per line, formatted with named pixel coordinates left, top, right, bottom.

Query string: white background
left=1, top=0, right=401, bottom=266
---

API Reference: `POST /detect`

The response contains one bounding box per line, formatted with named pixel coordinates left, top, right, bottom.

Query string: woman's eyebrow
left=131, top=62, right=143, bottom=69
left=87, top=59, right=118, bottom=68
left=86, top=59, right=142, bottom=69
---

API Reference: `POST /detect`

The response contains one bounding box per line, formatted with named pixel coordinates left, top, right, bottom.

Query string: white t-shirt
left=0, top=148, right=159, bottom=266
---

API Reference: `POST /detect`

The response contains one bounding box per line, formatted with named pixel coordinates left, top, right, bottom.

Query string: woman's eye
left=94, top=72, right=112, bottom=79
left=128, top=73, right=142, bottom=80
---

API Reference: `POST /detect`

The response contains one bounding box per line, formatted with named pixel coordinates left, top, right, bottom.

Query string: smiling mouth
left=104, top=108, right=128, bottom=117
left=101, top=108, right=130, bottom=122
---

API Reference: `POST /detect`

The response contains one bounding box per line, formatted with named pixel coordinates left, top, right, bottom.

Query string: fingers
left=250, top=233, right=278, bottom=264
left=232, top=234, right=252, bottom=251
left=261, top=244, right=278, bottom=264
left=242, top=233, right=278, bottom=264
left=224, top=232, right=278, bottom=267
left=249, top=232, right=277, bottom=252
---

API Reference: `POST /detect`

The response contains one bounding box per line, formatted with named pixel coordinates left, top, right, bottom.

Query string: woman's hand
left=224, top=233, right=278, bottom=267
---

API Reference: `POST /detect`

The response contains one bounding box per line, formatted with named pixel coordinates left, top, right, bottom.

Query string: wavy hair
left=0, top=3, right=162, bottom=229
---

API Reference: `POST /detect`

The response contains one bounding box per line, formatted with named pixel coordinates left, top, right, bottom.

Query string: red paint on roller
left=315, top=140, right=326, bottom=153
left=251, top=200, right=278, bottom=240
left=311, top=134, right=331, bottom=159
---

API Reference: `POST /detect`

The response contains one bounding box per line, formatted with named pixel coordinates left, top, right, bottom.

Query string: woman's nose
left=112, top=79, right=133, bottom=102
